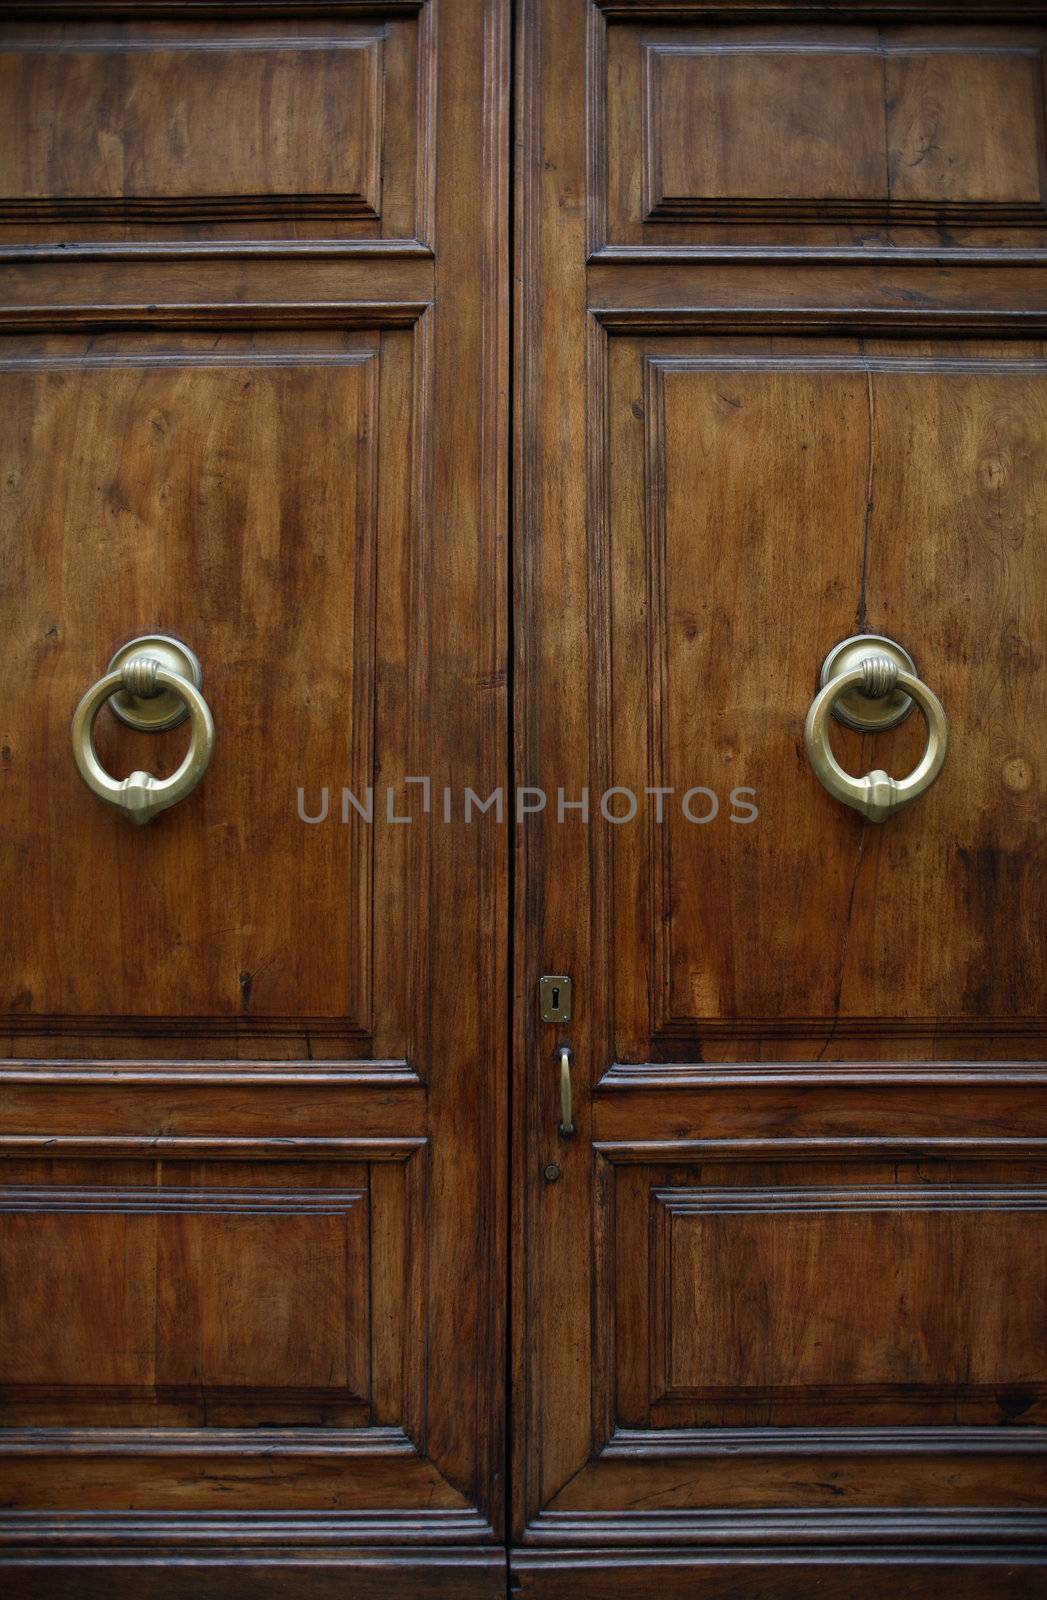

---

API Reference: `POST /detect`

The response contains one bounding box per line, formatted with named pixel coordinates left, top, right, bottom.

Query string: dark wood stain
left=512, top=0, right=1047, bottom=1595
left=1, top=1, right=1046, bottom=1596
left=0, top=1, right=509, bottom=1596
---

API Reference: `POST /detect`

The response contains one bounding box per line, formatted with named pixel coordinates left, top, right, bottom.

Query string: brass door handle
left=71, top=634, right=214, bottom=825
left=557, top=1044, right=574, bottom=1139
left=804, top=634, right=948, bottom=823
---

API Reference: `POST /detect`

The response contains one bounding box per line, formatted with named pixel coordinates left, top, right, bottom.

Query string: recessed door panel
left=599, top=17, right=1047, bottom=252
left=603, top=338, right=1047, bottom=1060
left=0, top=11, right=429, bottom=245
left=0, top=329, right=415, bottom=1050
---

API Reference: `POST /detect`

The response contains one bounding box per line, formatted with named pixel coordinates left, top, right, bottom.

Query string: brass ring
left=804, top=666, right=948, bottom=823
left=71, top=655, right=214, bottom=826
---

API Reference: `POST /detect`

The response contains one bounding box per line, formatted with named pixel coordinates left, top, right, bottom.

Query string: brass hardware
left=539, top=974, right=572, bottom=1023
left=543, top=1162, right=562, bottom=1183
left=105, top=634, right=204, bottom=733
left=557, top=1044, right=575, bottom=1139
left=71, top=635, right=214, bottom=825
left=804, top=635, right=948, bottom=824
left=817, top=634, right=917, bottom=733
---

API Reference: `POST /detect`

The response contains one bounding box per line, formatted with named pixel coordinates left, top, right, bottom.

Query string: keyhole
left=551, top=986, right=560, bottom=1011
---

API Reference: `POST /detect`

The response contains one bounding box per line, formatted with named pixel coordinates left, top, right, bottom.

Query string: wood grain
left=600, top=17, right=1047, bottom=252
left=513, top=1548, right=1047, bottom=1600
left=0, top=1156, right=390, bottom=1431
left=0, top=32, right=383, bottom=214
left=656, top=1186, right=1047, bottom=1409
left=0, top=330, right=388, bottom=1041
left=4, top=0, right=1046, bottom=1589
left=648, top=43, right=1044, bottom=217
left=602, top=340, right=1047, bottom=1050
left=0, top=13, right=430, bottom=247
left=515, top=1, right=1047, bottom=1590
left=0, top=0, right=509, bottom=1583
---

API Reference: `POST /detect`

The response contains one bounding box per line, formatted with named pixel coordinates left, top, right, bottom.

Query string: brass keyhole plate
left=539, top=974, right=572, bottom=1024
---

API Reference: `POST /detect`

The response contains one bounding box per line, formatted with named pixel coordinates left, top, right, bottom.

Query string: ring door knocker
left=71, top=634, right=215, bottom=825
left=804, top=634, right=948, bottom=823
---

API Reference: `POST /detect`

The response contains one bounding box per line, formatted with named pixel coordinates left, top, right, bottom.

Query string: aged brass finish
left=805, top=636, right=948, bottom=824
left=71, top=637, right=214, bottom=825
left=540, top=974, right=573, bottom=1023
left=557, top=1044, right=575, bottom=1139
left=106, top=634, right=204, bottom=733
left=818, top=633, right=917, bottom=733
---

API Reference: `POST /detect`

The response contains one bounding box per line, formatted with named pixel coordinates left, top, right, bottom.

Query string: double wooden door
left=1, top=3, right=1045, bottom=1597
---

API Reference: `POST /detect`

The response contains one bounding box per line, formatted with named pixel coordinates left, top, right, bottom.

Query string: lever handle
left=557, top=1044, right=574, bottom=1139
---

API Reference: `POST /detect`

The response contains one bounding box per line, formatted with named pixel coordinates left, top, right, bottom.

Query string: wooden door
left=0, top=3, right=507, bottom=1596
left=513, top=2, right=1047, bottom=1596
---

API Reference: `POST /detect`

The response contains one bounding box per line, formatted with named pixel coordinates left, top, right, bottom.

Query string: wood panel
left=558, top=1132, right=1047, bottom=1525
left=603, top=336, right=1047, bottom=1061
left=0, top=1121, right=432, bottom=1482
left=0, top=12, right=430, bottom=246
left=0, top=326, right=427, bottom=1061
left=598, top=17, right=1047, bottom=253
left=0, top=1171, right=370, bottom=1425
left=595, top=1146, right=1047, bottom=1437
left=653, top=1182, right=1047, bottom=1417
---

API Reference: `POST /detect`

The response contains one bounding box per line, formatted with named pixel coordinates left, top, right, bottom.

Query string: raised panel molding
left=513, top=1506, right=1047, bottom=1600
left=0, top=1174, right=375, bottom=1425
left=0, top=1514, right=505, bottom=1600
left=0, top=1060, right=429, bottom=1151
left=651, top=1184, right=1047, bottom=1408
left=0, top=1134, right=430, bottom=1461
left=598, top=1061, right=1047, bottom=1089
left=593, top=1149, right=1047, bottom=1433
left=591, top=332, right=1047, bottom=1063
left=523, top=1508, right=1047, bottom=1545
left=0, top=1184, right=373, bottom=1415
left=590, top=1065, right=1047, bottom=1155
left=0, top=319, right=433, bottom=1065
left=643, top=44, right=1045, bottom=225
left=0, top=1060, right=419, bottom=1084
left=594, top=8, right=1047, bottom=258
left=0, top=1184, right=369, bottom=1211
left=602, top=1425, right=1047, bottom=1458
left=578, top=1138, right=1047, bottom=1523
left=0, top=33, right=385, bottom=221
left=0, top=8, right=435, bottom=249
